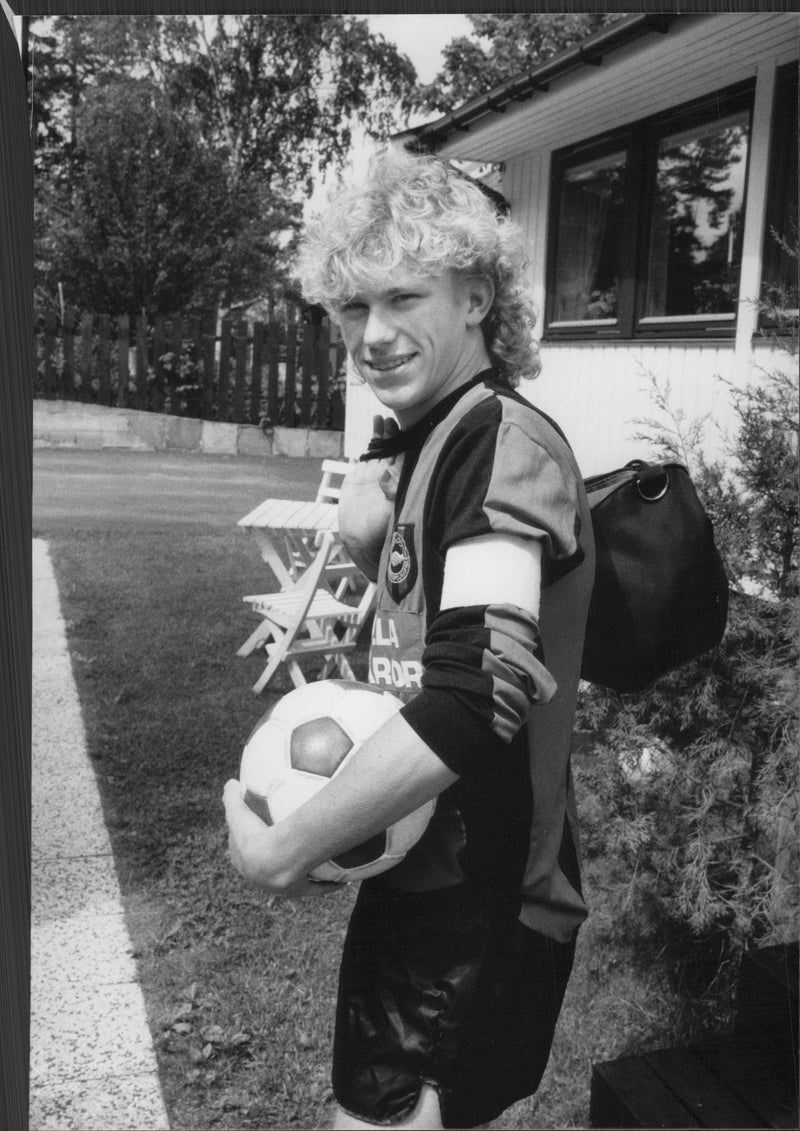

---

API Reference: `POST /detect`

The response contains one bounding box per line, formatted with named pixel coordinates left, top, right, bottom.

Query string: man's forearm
left=230, top=712, right=458, bottom=891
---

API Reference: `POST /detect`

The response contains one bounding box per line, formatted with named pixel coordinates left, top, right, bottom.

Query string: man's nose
left=362, top=305, right=396, bottom=347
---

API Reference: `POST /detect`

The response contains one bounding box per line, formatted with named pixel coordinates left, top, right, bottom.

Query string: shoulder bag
left=581, top=460, right=729, bottom=693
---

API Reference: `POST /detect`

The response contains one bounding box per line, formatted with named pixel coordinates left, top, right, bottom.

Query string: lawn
left=44, top=522, right=690, bottom=1130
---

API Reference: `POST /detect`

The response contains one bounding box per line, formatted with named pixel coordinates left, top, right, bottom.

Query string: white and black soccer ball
left=239, top=679, right=435, bottom=883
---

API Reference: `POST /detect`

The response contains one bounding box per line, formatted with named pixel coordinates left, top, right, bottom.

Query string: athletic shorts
left=332, top=880, right=576, bottom=1129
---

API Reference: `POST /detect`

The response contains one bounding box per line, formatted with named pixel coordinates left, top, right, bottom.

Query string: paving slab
left=31, top=912, right=138, bottom=988
left=29, top=1074, right=170, bottom=1131
left=30, top=981, right=158, bottom=1086
left=31, top=855, right=127, bottom=924
left=30, top=778, right=110, bottom=860
left=30, top=539, right=169, bottom=1131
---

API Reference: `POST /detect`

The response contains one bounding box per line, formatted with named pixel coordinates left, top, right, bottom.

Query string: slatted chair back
left=316, top=459, right=355, bottom=504
left=313, top=459, right=364, bottom=597
left=239, top=530, right=376, bottom=694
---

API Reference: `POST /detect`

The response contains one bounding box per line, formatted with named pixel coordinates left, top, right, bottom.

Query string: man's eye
left=341, top=302, right=367, bottom=316
left=394, top=293, right=418, bottom=304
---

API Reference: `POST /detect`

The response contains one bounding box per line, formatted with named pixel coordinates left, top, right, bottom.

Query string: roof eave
left=398, top=13, right=679, bottom=153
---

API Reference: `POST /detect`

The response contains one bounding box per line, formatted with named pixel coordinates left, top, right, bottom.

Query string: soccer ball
left=239, top=679, right=436, bottom=883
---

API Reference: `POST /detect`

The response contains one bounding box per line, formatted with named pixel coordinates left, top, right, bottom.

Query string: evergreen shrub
left=574, top=247, right=799, bottom=1035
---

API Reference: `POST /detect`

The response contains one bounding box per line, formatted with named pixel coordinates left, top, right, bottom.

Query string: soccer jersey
left=365, top=369, right=595, bottom=943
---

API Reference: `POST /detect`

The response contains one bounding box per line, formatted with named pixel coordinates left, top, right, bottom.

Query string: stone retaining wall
left=33, top=400, right=344, bottom=458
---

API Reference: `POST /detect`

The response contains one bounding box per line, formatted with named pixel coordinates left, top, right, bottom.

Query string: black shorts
left=332, top=880, right=576, bottom=1128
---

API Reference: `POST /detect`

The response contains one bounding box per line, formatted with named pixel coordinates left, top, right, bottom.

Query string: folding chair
left=313, top=459, right=364, bottom=598
left=238, top=530, right=375, bottom=694
left=315, top=459, right=355, bottom=504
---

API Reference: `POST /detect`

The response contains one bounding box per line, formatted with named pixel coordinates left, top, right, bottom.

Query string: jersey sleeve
left=400, top=601, right=557, bottom=776
left=427, top=411, right=584, bottom=584
left=399, top=402, right=583, bottom=776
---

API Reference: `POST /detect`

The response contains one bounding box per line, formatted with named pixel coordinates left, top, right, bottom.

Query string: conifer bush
left=574, top=245, right=799, bottom=1035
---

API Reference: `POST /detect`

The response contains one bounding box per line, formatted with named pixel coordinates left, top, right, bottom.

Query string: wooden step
left=590, top=1038, right=798, bottom=1128
left=696, top=1038, right=799, bottom=1129
left=591, top=943, right=799, bottom=1127
left=734, top=941, right=798, bottom=1074
left=591, top=1051, right=709, bottom=1128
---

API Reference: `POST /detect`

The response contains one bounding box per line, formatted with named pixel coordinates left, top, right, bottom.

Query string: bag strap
left=527, top=400, right=686, bottom=505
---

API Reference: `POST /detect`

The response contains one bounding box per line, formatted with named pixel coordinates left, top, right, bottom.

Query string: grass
left=44, top=524, right=695, bottom=1129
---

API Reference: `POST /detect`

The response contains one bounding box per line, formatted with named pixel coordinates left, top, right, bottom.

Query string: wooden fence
left=34, top=306, right=348, bottom=430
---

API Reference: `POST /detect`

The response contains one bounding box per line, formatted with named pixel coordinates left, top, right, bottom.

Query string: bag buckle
left=635, top=465, right=670, bottom=502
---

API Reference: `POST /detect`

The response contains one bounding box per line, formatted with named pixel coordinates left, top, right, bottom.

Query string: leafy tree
left=173, top=15, right=416, bottom=197
left=415, top=14, right=626, bottom=116
left=31, top=15, right=416, bottom=315
left=39, top=78, right=287, bottom=318
left=30, top=16, right=176, bottom=191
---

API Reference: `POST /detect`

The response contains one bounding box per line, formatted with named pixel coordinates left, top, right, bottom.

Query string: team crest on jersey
left=386, top=523, right=417, bottom=601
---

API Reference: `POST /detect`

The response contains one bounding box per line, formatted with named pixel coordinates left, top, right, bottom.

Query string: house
left=343, top=13, right=798, bottom=475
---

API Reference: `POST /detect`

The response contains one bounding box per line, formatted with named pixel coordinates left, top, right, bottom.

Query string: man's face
left=337, top=267, right=491, bottom=427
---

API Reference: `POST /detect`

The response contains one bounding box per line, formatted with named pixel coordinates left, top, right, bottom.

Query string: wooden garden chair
left=315, top=458, right=355, bottom=504
left=312, top=459, right=363, bottom=597
left=238, top=530, right=375, bottom=694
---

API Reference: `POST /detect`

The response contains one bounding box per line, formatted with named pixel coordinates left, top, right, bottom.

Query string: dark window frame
left=545, top=80, right=755, bottom=343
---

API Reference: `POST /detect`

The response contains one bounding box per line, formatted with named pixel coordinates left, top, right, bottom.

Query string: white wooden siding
left=504, top=154, right=550, bottom=329
left=343, top=338, right=797, bottom=471
left=520, top=342, right=740, bottom=477
left=344, top=375, right=383, bottom=458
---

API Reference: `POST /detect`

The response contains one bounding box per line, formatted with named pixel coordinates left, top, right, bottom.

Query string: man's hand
left=338, top=416, right=402, bottom=581
left=369, top=415, right=403, bottom=502
left=222, top=779, right=342, bottom=898
left=223, top=713, right=456, bottom=904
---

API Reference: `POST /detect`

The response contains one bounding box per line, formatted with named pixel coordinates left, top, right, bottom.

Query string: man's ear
left=463, top=275, right=495, bottom=325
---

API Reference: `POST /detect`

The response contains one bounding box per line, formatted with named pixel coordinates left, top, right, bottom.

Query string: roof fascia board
left=400, top=13, right=678, bottom=152
left=430, top=12, right=789, bottom=163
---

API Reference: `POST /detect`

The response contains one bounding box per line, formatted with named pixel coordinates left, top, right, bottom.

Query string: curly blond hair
left=296, top=149, right=540, bottom=385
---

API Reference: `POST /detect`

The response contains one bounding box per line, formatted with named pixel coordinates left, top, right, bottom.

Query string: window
left=546, top=82, right=753, bottom=340
left=550, top=146, right=627, bottom=325
left=760, top=61, right=798, bottom=326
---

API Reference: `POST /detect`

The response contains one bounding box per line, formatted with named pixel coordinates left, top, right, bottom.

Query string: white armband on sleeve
left=440, top=534, right=542, bottom=618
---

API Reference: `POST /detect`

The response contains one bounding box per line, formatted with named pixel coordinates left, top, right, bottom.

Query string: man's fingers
left=222, top=779, right=345, bottom=898
left=223, top=779, right=265, bottom=836
left=372, top=415, right=400, bottom=442
left=222, top=778, right=245, bottom=816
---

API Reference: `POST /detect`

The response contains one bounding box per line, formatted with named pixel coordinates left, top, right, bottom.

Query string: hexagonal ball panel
left=290, top=716, right=353, bottom=778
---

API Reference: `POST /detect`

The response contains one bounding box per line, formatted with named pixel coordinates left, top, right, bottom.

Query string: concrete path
left=30, top=539, right=169, bottom=1131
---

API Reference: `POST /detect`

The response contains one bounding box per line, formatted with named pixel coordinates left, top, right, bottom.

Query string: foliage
left=174, top=15, right=415, bottom=198
left=575, top=250, right=799, bottom=1031
left=31, top=15, right=416, bottom=317
left=414, top=14, right=625, bottom=115
left=30, top=16, right=173, bottom=190
left=576, top=593, right=798, bottom=1030
left=636, top=253, right=798, bottom=599
left=37, top=78, right=280, bottom=318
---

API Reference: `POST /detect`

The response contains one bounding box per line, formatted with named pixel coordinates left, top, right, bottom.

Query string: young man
left=223, top=149, right=595, bottom=1129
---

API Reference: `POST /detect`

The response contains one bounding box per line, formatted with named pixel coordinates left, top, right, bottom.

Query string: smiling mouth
left=365, top=353, right=416, bottom=373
